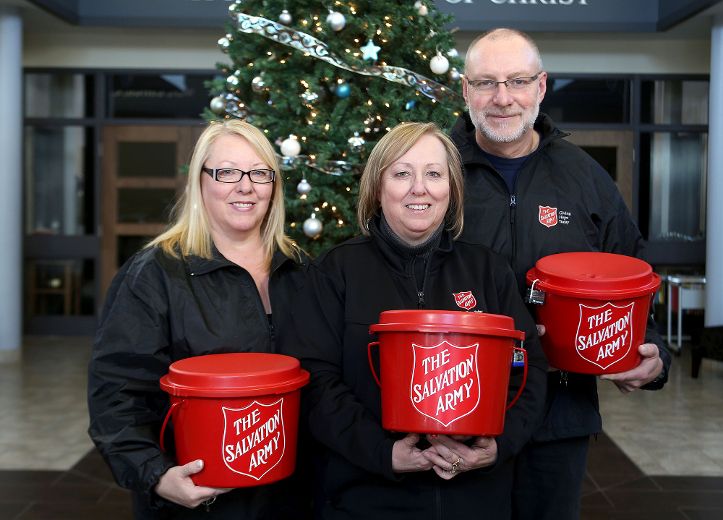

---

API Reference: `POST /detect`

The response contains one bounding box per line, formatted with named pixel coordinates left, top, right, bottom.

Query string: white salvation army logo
left=221, top=399, right=286, bottom=480
left=409, top=341, right=481, bottom=427
left=575, top=302, right=635, bottom=370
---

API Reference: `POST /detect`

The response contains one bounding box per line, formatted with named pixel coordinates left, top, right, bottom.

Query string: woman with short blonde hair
left=357, top=121, right=464, bottom=239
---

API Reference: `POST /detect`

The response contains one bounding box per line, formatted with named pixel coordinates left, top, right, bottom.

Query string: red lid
left=526, top=252, right=660, bottom=298
left=369, top=309, right=524, bottom=341
left=160, top=353, right=309, bottom=398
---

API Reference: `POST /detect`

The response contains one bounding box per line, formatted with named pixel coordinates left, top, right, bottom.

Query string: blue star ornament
left=360, top=39, right=381, bottom=61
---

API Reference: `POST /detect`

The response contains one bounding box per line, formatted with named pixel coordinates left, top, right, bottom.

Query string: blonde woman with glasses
left=88, top=120, right=310, bottom=519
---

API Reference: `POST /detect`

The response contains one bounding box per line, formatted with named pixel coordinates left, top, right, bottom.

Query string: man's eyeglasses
left=202, top=167, right=275, bottom=184
left=466, top=73, right=542, bottom=92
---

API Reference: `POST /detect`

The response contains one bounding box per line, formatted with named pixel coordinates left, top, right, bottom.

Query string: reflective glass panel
left=26, top=259, right=95, bottom=316
left=643, top=132, right=707, bottom=242
left=24, top=126, right=92, bottom=235
left=541, top=78, right=630, bottom=124
left=109, top=73, right=215, bottom=118
left=118, top=188, right=176, bottom=223
left=24, top=73, right=93, bottom=118
left=641, top=80, right=708, bottom=125
left=118, top=142, right=177, bottom=178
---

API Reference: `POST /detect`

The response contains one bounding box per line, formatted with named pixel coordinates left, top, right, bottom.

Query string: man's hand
left=599, top=343, right=663, bottom=393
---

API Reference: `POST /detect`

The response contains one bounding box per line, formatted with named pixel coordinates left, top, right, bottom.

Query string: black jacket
left=450, top=112, right=671, bottom=441
left=87, top=245, right=308, bottom=519
left=285, top=219, right=547, bottom=520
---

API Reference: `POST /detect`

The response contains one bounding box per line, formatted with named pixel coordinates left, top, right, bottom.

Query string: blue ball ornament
left=405, top=100, right=417, bottom=111
left=336, top=83, right=351, bottom=98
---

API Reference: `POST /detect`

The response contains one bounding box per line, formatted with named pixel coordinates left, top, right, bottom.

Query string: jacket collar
left=186, top=245, right=297, bottom=276
left=368, top=215, right=454, bottom=275
left=450, top=112, right=568, bottom=166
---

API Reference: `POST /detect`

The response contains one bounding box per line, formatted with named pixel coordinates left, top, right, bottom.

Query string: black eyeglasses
left=466, top=72, right=542, bottom=92
left=202, top=167, right=275, bottom=184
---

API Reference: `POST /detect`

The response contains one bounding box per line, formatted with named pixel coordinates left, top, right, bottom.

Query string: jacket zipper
left=509, top=193, right=517, bottom=268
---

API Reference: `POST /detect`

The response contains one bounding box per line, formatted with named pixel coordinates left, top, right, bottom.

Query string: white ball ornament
left=297, top=178, right=312, bottom=195
left=280, top=135, right=301, bottom=157
left=303, top=215, right=323, bottom=238
left=447, top=48, right=459, bottom=58
left=327, top=11, right=346, bottom=31
left=430, top=52, right=450, bottom=75
left=279, top=9, right=292, bottom=25
left=415, top=1, right=429, bottom=16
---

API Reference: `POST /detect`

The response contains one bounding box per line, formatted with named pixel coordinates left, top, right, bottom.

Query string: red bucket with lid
left=368, top=310, right=527, bottom=436
left=159, top=353, right=309, bottom=487
left=526, top=252, right=660, bottom=375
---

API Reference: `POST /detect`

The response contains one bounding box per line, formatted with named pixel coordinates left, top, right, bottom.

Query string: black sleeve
left=493, top=261, right=548, bottom=463
left=87, top=259, right=175, bottom=504
left=285, top=261, right=397, bottom=480
left=596, top=166, right=672, bottom=390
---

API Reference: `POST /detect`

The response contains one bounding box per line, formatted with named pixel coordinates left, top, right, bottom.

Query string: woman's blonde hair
left=148, top=119, right=298, bottom=263
left=356, top=122, right=464, bottom=238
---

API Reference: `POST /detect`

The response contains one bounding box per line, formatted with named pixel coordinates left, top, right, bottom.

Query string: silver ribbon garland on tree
left=233, top=12, right=463, bottom=104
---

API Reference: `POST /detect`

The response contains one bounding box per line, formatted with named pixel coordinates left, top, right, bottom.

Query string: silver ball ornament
left=447, top=48, right=459, bottom=58
left=430, top=52, right=450, bottom=75
left=226, top=75, right=240, bottom=87
left=348, top=132, right=365, bottom=153
left=448, top=68, right=461, bottom=82
left=303, top=215, right=323, bottom=238
left=327, top=11, right=346, bottom=31
left=297, top=178, right=312, bottom=195
left=210, top=96, right=226, bottom=114
left=251, top=76, right=266, bottom=92
left=279, top=9, right=292, bottom=25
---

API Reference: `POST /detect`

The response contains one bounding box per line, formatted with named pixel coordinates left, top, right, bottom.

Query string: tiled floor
left=1, top=337, right=722, bottom=519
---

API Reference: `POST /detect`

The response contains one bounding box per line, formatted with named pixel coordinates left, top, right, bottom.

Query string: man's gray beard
left=469, top=103, right=540, bottom=144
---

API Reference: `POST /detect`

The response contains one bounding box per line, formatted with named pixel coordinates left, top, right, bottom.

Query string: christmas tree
left=207, top=0, right=465, bottom=256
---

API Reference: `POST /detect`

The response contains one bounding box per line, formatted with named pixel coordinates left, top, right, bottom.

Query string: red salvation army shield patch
left=410, top=341, right=481, bottom=427
left=575, top=302, right=635, bottom=370
left=453, top=291, right=477, bottom=311
left=538, top=205, right=558, bottom=228
left=222, top=399, right=286, bottom=480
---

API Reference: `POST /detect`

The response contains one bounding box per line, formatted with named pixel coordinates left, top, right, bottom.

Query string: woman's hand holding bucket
left=423, top=434, right=498, bottom=480
left=154, top=459, right=231, bottom=509
left=392, top=433, right=435, bottom=473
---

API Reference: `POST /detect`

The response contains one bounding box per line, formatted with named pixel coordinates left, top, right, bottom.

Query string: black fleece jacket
left=285, top=219, right=547, bottom=519
left=450, top=112, right=671, bottom=441
left=87, top=246, right=309, bottom=519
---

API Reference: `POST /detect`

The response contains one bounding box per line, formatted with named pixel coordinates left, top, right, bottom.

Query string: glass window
left=109, top=73, right=215, bottom=118
left=641, top=79, right=708, bottom=125
left=118, top=142, right=177, bottom=178
left=541, top=78, right=630, bottom=124
left=24, top=126, right=93, bottom=236
left=25, top=259, right=95, bottom=316
left=118, top=188, right=176, bottom=223
left=24, top=73, right=94, bottom=118
left=642, top=132, right=707, bottom=242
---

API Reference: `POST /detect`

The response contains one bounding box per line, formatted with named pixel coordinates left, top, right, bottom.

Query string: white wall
left=23, top=26, right=226, bottom=70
